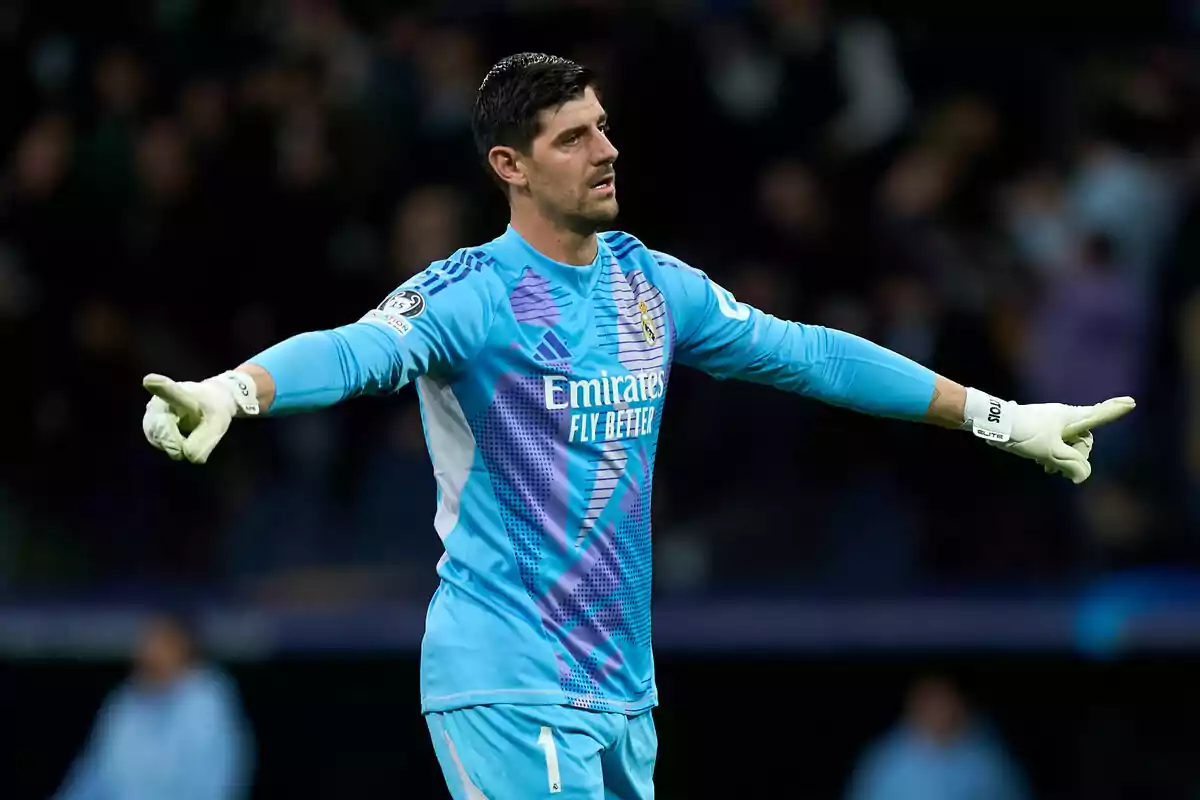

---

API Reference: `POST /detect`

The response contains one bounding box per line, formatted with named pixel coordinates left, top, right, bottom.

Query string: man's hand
left=142, top=371, right=260, bottom=464
left=964, top=388, right=1136, bottom=484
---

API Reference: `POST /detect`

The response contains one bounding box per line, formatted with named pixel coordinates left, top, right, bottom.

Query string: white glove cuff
left=963, top=387, right=1014, bottom=444
left=204, top=370, right=261, bottom=417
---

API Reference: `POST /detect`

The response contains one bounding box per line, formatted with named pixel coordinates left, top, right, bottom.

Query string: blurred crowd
left=50, top=609, right=1028, bottom=799
left=1, top=0, right=1198, bottom=601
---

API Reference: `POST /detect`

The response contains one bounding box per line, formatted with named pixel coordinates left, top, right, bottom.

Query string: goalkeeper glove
left=141, top=371, right=260, bottom=464
left=963, top=388, right=1135, bottom=484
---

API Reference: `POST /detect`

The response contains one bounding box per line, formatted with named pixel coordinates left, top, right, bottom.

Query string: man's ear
left=488, top=146, right=527, bottom=190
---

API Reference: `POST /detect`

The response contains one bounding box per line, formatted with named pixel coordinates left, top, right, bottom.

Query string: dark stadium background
left=4, top=0, right=1200, bottom=797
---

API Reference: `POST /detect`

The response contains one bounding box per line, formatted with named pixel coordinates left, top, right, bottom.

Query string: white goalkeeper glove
left=963, top=387, right=1135, bottom=484
left=141, top=371, right=260, bottom=464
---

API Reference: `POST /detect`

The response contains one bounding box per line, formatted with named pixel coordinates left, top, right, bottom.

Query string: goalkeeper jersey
left=251, top=225, right=936, bottom=714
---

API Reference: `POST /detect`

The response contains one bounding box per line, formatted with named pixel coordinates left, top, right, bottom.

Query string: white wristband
left=963, top=387, right=1013, bottom=443
left=207, top=370, right=261, bottom=417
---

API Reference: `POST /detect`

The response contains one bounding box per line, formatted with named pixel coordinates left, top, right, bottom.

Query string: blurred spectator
left=389, top=184, right=468, bottom=281
left=3, top=113, right=78, bottom=288
left=1068, top=134, right=1175, bottom=281
left=1020, top=231, right=1146, bottom=409
left=701, top=21, right=782, bottom=125
left=825, top=14, right=912, bottom=158
left=179, top=79, right=230, bottom=153
left=10, top=112, right=73, bottom=202
left=77, top=47, right=146, bottom=214
left=55, top=613, right=254, bottom=800
left=1005, top=168, right=1077, bottom=278
left=846, top=675, right=1031, bottom=800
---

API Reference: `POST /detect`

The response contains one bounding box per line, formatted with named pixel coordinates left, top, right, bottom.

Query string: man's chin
left=565, top=202, right=619, bottom=235
left=585, top=199, right=620, bottom=226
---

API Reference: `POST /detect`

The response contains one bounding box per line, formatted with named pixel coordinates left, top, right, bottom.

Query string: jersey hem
left=421, top=688, right=659, bottom=716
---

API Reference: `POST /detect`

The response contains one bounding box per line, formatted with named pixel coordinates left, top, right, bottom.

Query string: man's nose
left=595, top=133, right=618, bottom=165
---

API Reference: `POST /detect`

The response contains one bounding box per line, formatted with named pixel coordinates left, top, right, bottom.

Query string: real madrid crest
left=638, top=299, right=657, bottom=344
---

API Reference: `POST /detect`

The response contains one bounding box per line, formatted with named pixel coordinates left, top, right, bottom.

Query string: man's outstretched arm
left=657, top=253, right=1134, bottom=483
left=142, top=262, right=502, bottom=464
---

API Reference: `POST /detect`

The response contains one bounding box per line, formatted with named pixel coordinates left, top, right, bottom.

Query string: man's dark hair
left=471, top=53, right=596, bottom=190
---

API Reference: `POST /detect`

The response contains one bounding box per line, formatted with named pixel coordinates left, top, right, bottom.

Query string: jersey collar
left=496, top=225, right=608, bottom=293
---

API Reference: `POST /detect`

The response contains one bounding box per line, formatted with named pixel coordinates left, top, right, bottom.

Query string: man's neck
left=510, top=207, right=597, bottom=266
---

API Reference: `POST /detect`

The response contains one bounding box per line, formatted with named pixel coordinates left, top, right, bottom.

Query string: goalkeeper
left=141, top=53, right=1134, bottom=799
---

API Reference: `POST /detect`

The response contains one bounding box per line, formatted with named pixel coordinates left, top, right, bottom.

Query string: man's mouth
left=590, top=175, right=615, bottom=194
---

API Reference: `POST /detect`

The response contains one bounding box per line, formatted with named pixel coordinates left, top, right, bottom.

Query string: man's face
left=907, top=677, right=968, bottom=745
left=521, top=86, right=619, bottom=232
left=134, top=618, right=191, bottom=686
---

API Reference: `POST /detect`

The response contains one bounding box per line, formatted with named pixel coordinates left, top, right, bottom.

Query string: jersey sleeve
left=653, top=250, right=937, bottom=419
left=248, top=256, right=503, bottom=413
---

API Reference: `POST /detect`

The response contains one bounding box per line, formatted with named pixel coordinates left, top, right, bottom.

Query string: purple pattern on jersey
left=614, top=492, right=652, bottom=653
left=538, top=441, right=653, bottom=707
left=543, top=483, right=644, bottom=707
left=538, top=517, right=623, bottom=669
left=509, top=267, right=562, bottom=326
left=474, top=372, right=571, bottom=590
left=473, top=364, right=649, bottom=708
left=571, top=260, right=666, bottom=549
left=577, top=440, right=626, bottom=547
left=609, top=262, right=667, bottom=373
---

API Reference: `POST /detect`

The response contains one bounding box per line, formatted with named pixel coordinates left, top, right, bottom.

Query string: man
left=56, top=613, right=253, bottom=800
left=846, top=675, right=1030, bottom=800
left=141, top=53, right=1133, bottom=798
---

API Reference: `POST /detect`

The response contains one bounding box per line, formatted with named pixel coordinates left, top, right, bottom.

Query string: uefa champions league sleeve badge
left=379, top=289, right=427, bottom=319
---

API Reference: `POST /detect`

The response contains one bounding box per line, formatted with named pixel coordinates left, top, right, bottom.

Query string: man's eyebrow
left=556, top=114, right=608, bottom=140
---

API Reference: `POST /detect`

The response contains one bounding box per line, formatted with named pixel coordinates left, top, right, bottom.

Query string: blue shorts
left=426, top=704, right=656, bottom=799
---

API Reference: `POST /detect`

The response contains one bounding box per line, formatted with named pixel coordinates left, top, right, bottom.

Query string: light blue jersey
left=250, top=225, right=936, bottom=715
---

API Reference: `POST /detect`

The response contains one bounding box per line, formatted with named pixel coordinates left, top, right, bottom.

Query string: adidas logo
left=533, top=330, right=572, bottom=363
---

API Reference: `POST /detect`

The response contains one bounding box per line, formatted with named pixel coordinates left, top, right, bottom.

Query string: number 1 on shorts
left=537, top=726, right=562, bottom=794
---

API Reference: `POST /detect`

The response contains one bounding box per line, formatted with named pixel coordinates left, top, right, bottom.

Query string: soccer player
left=141, top=53, right=1134, bottom=798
